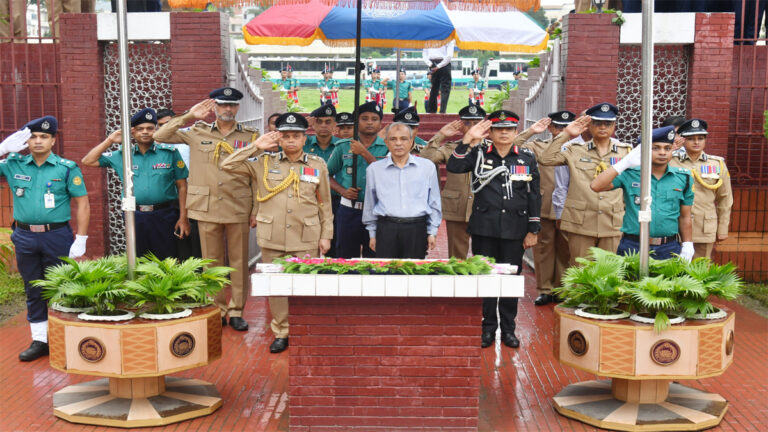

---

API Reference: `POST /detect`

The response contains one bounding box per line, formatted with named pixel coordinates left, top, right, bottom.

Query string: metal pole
left=550, top=38, right=560, bottom=112
left=116, top=0, right=136, bottom=278
left=351, top=0, right=362, bottom=188
left=638, top=0, right=654, bottom=277
left=394, top=48, right=402, bottom=112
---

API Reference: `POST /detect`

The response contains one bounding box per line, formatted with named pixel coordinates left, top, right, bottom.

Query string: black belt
left=430, top=58, right=444, bottom=64
left=14, top=221, right=69, bottom=233
left=623, top=234, right=678, bottom=246
left=379, top=215, right=427, bottom=224
left=137, top=200, right=177, bottom=212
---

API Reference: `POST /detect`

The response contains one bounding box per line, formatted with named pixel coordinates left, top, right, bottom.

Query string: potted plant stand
left=48, top=305, right=223, bottom=427
left=552, top=305, right=735, bottom=431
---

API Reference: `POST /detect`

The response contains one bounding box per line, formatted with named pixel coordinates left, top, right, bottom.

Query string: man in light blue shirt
left=362, top=122, right=442, bottom=258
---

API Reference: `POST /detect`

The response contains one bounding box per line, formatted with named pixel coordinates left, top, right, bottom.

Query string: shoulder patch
left=193, top=121, right=211, bottom=128
left=58, top=158, right=76, bottom=168
left=157, top=144, right=176, bottom=150
left=102, top=151, right=113, bottom=157
left=242, top=125, right=259, bottom=133
left=307, top=154, right=321, bottom=161
left=520, top=147, right=534, bottom=155
left=247, top=156, right=259, bottom=162
left=571, top=140, right=586, bottom=146
left=616, top=141, right=632, bottom=148
left=707, top=154, right=724, bottom=161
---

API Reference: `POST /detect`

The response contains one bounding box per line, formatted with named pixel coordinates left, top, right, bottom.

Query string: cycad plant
left=625, top=274, right=708, bottom=332
left=37, top=256, right=129, bottom=315
left=681, top=258, right=743, bottom=314
left=554, top=247, right=627, bottom=315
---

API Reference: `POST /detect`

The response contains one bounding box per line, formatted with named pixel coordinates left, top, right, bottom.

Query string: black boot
left=19, top=341, right=49, bottom=361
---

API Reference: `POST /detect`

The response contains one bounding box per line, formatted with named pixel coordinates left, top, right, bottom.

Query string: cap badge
left=600, top=104, right=610, bottom=112
left=404, top=113, right=413, bottom=120
left=287, top=115, right=296, bottom=124
left=469, top=106, right=477, bottom=114
left=499, top=113, right=507, bottom=121
left=667, top=130, right=675, bottom=140
left=325, top=108, right=332, bottom=115
left=341, top=114, right=348, bottom=120
left=691, top=119, right=700, bottom=128
left=145, top=113, right=153, bottom=120
left=223, top=88, right=233, bottom=96
left=562, top=113, right=569, bottom=119
left=41, top=121, right=50, bottom=130
left=375, top=105, right=380, bottom=112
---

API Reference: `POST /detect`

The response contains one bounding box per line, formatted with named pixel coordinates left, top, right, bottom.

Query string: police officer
left=305, top=103, right=340, bottom=256
left=0, top=116, right=90, bottom=361
left=420, top=104, right=485, bottom=258
left=153, top=87, right=262, bottom=332
left=335, top=112, right=355, bottom=140
left=514, top=111, right=576, bottom=305
left=326, top=102, right=389, bottom=258
left=447, top=111, right=541, bottom=349
left=538, top=103, right=632, bottom=264
left=468, top=69, right=485, bottom=107
left=82, top=108, right=190, bottom=259
left=591, top=126, right=694, bottom=261
left=391, top=106, right=428, bottom=153
left=221, top=113, right=333, bottom=354
left=670, top=119, right=733, bottom=259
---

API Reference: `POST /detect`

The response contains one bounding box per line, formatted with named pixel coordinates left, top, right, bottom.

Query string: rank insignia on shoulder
left=247, top=156, right=259, bottom=162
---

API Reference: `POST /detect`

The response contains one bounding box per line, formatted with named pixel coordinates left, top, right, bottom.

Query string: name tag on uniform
left=631, top=182, right=640, bottom=188
left=342, top=154, right=353, bottom=160
left=268, top=169, right=281, bottom=174
left=44, top=192, right=55, bottom=209
left=579, top=157, right=592, bottom=163
left=152, top=163, right=171, bottom=169
left=13, top=174, right=31, bottom=181
left=201, top=141, right=213, bottom=145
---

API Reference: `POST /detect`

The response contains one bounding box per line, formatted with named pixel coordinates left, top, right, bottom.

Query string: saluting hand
left=438, top=120, right=463, bottom=138
left=0, top=127, right=31, bottom=156
left=107, top=129, right=123, bottom=144
left=530, top=117, right=551, bottom=134
left=673, top=135, right=685, bottom=151
left=190, top=99, right=216, bottom=120
left=564, top=115, right=590, bottom=138
left=255, top=131, right=280, bottom=152
left=463, top=120, right=491, bottom=146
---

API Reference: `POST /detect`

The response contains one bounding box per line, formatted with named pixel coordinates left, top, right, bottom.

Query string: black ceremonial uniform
left=447, top=139, right=541, bottom=344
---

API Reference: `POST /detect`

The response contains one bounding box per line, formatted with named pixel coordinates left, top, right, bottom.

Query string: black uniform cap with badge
left=24, top=116, right=58, bottom=136
left=458, top=104, right=486, bottom=120
left=209, top=87, right=243, bottom=105
left=393, top=106, right=419, bottom=126
left=130, top=108, right=157, bottom=127
left=354, top=101, right=383, bottom=120
left=636, top=125, right=676, bottom=145
left=585, top=102, right=619, bottom=122
left=336, top=112, right=354, bottom=126
left=488, top=110, right=519, bottom=128
left=276, top=113, right=309, bottom=132
left=547, top=110, right=576, bottom=126
left=677, top=118, right=708, bottom=137
left=310, top=103, right=336, bottom=119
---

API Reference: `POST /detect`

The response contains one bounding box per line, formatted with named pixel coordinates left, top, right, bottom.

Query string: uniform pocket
left=441, top=190, right=460, bottom=214
left=561, top=199, right=586, bottom=225
left=233, top=189, right=253, bottom=214
left=612, top=202, right=625, bottom=228
left=663, top=190, right=683, bottom=211
left=256, top=213, right=273, bottom=241
left=301, top=215, right=321, bottom=243
left=702, top=213, right=717, bottom=234
left=186, top=185, right=210, bottom=212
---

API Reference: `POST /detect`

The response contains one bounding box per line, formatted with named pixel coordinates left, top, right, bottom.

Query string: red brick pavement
left=1, top=223, right=766, bottom=431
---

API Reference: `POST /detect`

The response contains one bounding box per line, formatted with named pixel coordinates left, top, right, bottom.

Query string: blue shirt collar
left=384, top=154, right=417, bottom=168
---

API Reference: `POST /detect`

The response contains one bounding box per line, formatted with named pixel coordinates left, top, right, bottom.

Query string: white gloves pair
left=679, top=242, right=694, bottom=263
left=613, top=144, right=642, bottom=175
left=0, top=128, right=31, bottom=157
left=69, top=235, right=88, bottom=259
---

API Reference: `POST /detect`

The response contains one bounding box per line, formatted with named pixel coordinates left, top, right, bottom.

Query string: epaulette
left=520, top=147, right=534, bottom=155
left=707, top=154, right=724, bottom=161
left=247, top=156, right=259, bottom=162
left=242, top=125, right=259, bottom=133
left=674, top=167, right=692, bottom=175
left=306, top=154, right=321, bottom=161
left=193, top=120, right=211, bottom=128
left=156, top=144, right=177, bottom=151
left=58, top=158, right=77, bottom=168
left=571, top=140, right=586, bottom=146
left=615, top=141, right=632, bottom=148
left=6, top=152, right=22, bottom=159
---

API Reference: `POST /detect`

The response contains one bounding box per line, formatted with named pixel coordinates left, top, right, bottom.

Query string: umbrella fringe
left=455, top=35, right=548, bottom=53
left=171, top=0, right=540, bottom=11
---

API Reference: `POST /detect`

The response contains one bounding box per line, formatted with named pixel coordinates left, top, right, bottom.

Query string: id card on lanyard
left=44, top=181, right=55, bottom=208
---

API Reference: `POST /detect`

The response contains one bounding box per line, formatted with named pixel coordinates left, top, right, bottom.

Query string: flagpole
left=351, top=0, right=362, bottom=189
left=638, top=0, right=654, bottom=277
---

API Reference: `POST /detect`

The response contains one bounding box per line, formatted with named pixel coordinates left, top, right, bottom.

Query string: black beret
left=24, top=116, right=58, bottom=135
left=131, top=108, right=157, bottom=127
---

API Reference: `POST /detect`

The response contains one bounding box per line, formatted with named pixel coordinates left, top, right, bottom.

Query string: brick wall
left=289, top=296, right=482, bottom=431
left=59, top=13, right=108, bottom=257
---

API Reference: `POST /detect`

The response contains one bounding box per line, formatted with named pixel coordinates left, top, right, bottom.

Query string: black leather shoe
left=501, top=333, right=520, bottom=348
left=19, top=341, right=49, bottom=361
left=553, top=294, right=563, bottom=303
left=481, top=332, right=494, bottom=348
left=222, top=317, right=227, bottom=327
left=228, top=317, right=249, bottom=331
left=270, top=337, right=289, bottom=353
left=534, top=293, right=554, bottom=306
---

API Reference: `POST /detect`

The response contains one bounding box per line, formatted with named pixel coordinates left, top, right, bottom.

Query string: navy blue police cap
left=310, top=103, right=336, bottom=118
left=276, top=113, right=308, bottom=132
left=336, top=112, right=354, bottom=126
left=677, top=119, right=708, bottom=137
left=355, top=101, right=383, bottom=120
left=548, top=110, right=576, bottom=126
left=488, top=110, right=519, bottom=128
left=24, top=116, right=58, bottom=135
left=636, top=125, right=676, bottom=144
left=586, top=102, right=619, bottom=121
left=458, top=104, right=486, bottom=120
left=393, top=106, right=419, bottom=126
left=131, top=108, right=157, bottom=127
left=209, top=87, right=243, bottom=104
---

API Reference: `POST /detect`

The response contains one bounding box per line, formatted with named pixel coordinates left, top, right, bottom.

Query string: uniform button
left=288, top=194, right=293, bottom=198
left=287, top=209, right=292, bottom=213
left=598, top=210, right=603, bottom=214
left=218, top=196, right=223, bottom=200
left=502, top=209, right=506, bottom=213
left=218, top=182, right=223, bottom=186
left=599, top=195, right=603, bottom=200
left=286, top=224, right=291, bottom=228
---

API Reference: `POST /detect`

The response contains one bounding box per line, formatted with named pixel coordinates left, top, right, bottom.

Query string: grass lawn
left=0, top=271, right=25, bottom=323
left=293, top=87, right=502, bottom=114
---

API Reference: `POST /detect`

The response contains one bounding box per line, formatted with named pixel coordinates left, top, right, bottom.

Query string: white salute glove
left=69, top=235, right=88, bottom=259
left=679, top=242, right=694, bottom=263
left=0, top=128, right=31, bottom=157
left=613, top=144, right=642, bottom=174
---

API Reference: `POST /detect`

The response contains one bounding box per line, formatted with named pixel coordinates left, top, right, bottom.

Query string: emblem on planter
left=567, top=330, right=588, bottom=356
left=650, top=339, right=680, bottom=365
left=78, top=337, right=106, bottom=363
left=725, top=330, right=734, bottom=355
left=170, top=332, right=196, bottom=358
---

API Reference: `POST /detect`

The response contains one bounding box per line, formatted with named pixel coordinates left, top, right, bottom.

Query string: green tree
left=525, top=6, right=550, bottom=30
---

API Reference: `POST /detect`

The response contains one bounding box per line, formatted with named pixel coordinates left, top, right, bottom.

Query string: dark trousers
left=472, top=234, right=523, bottom=335
left=375, top=217, right=428, bottom=259
left=335, top=205, right=374, bottom=258
left=616, top=236, right=681, bottom=260
left=326, top=196, right=341, bottom=258
left=11, top=224, right=73, bottom=323
left=428, top=65, right=451, bottom=114
left=177, top=218, right=202, bottom=260
left=134, top=206, right=178, bottom=260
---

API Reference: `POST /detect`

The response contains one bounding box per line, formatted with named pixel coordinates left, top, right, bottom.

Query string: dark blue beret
left=637, top=125, right=676, bottom=144
left=586, top=103, right=619, bottom=121
left=24, top=116, right=58, bottom=135
left=131, top=108, right=157, bottom=127
left=209, top=87, right=243, bottom=103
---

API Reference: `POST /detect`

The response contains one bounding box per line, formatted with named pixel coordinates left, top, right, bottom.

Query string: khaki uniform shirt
left=670, top=151, right=733, bottom=243
left=538, top=134, right=632, bottom=238
left=221, top=147, right=333, bottom=252
left=516, top=130, right=557, bottom=220
left=420, top=132, right=473, bottom=223
left=153, top=113, right=260, bottom=224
